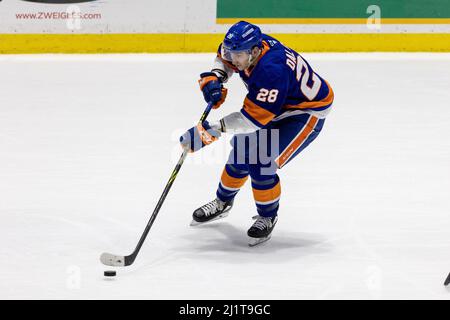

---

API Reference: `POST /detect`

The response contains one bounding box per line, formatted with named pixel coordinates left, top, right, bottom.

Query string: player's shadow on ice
left=178, top=222, right=332, bottom=263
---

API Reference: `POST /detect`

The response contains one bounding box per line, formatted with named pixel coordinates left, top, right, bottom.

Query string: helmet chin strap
left=247, top=47, right=261, bottom=68
left=247, top=53, right=253, bottom=66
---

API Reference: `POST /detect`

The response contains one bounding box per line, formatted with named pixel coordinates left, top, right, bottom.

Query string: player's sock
left=251, top=174, right=281, bottom=217
left=216, top=163, right=249, bottom=202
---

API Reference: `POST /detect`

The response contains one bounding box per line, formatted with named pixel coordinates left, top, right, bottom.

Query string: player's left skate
left=247, top=215, right=278, bottom=247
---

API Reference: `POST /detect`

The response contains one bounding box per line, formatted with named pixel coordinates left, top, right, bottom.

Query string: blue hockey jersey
left=217, top=34, right=334, bottom=128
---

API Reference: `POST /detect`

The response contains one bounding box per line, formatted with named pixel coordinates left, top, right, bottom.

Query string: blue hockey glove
left=198, top=72, right=228, bottom=109
left=180, top=121, right=221, bottom=152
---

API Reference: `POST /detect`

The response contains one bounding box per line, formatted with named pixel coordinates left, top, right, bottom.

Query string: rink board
left=1, top=33, right=450, bottom=53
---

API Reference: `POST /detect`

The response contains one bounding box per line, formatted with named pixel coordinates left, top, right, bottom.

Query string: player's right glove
left=179, top=120, right=221, bottom=152
left=198, top=72, right=228, bottom=109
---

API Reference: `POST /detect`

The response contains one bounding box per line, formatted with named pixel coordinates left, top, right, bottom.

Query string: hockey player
left=180, top=21, right=334, bottom=246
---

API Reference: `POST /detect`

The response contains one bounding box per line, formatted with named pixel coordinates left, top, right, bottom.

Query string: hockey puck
left=445, top=272, right=450, bottom=286
left=104, top=270, right=116, bottom=277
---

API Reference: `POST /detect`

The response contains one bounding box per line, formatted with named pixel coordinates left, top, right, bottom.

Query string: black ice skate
left=190, top=198, right=234, bottom=226
left=247, top=215, right=278, bottom=246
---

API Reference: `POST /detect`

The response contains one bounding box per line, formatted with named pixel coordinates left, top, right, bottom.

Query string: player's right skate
left=247, top=215, right=278, bottom=246
left=190, top=198, right=234, bottom=226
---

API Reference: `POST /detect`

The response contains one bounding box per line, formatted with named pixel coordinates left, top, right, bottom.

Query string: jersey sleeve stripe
left=242, top=97, right=276, bottom=127
left=241, top=108, right=264, bottom=128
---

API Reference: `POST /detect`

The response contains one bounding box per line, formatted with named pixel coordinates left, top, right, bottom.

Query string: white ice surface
left=0, top=53, right=449, bottom=299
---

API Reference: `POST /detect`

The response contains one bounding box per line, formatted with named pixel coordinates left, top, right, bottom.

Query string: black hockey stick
left=100, top=101, right=215, bottom=267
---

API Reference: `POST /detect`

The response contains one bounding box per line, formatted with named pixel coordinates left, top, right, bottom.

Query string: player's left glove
left=198, top=72, right=228, bottom=109
left=180, top=120, right=221, bottom=152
